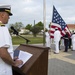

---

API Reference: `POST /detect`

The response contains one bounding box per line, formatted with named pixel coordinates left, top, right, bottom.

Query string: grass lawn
left=12, top=35, right=43, bottom=45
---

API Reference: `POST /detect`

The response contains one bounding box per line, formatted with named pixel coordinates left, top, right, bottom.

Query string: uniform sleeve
left=0, top=27, right=10, bottom=48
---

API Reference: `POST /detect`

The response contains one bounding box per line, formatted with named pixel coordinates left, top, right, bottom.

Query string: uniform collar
left=0, top=21, right=5, bottom=26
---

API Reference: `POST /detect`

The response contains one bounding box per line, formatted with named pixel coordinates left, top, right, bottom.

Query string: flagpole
left=43, top=0, right=46, bottom=46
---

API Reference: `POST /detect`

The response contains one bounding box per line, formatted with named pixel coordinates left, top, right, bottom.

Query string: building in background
left=67, top=24, right=75, bottom=32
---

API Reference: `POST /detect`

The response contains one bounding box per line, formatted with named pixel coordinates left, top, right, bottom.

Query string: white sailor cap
left=0, top=4, right=13, bottom=16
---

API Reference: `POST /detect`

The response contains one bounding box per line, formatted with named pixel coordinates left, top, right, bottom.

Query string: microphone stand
left=17, top=34, right=30, bottom=44
left=11, top=26, right=30, bottom=44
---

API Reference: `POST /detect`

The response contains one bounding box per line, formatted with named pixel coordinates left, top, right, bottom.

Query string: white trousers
left=54, top=41, right=59, bottom=53
left=0, top=59, right=12, bottom=75
left=45, top=37, right=51, bottom=48
left=0, top=53, right=13, bottom=75
left=72, top=41, right=75, bottom=50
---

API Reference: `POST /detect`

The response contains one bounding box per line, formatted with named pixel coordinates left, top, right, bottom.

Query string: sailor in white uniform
left=0, top=4, right=23, bottom=75
left=0, top=24, right=14, bottom=75
left=54, top=28, right=61, bottom=53
left=71, top=32, right=75, bottom=50
left=45, top=29, right=51, bottom=48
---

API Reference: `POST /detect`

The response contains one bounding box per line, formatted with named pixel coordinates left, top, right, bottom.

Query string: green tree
left=30, top=21, right=44, bottom=37
left=25, top=24, right=32, bottom=30
left=35, top=21, right=44, bottom=30
left=9, top=22, right=24, bottom=33
left=30, top=25, right=41, bottom=37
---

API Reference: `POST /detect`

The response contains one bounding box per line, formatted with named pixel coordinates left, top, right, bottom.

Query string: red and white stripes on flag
left=49, top=6, right=71, bottom=38
left=50, top=23, right=71, bottom=38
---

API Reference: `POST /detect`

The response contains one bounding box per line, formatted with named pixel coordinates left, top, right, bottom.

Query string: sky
left=0, top=0, right=75, bottom=28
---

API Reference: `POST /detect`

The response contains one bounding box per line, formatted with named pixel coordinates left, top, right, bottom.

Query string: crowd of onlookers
left=45, top=28, right=75, bottom=54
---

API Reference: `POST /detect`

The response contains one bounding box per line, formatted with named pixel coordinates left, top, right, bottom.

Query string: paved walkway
left=31, top=44, right=75, bottom=75
left=48, top=44, right=75, bottom=75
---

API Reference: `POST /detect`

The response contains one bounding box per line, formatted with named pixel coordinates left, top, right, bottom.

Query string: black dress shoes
left=64, top=51, right=67, bottom=52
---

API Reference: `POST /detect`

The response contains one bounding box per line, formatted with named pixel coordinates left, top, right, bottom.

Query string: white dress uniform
left=0, top=26, right=13, bottom=75
left=71, top=33, right=75, bottom=50
left=45, top=32, right=51, bottom=48
left=54, top=30, right=61, bottom=53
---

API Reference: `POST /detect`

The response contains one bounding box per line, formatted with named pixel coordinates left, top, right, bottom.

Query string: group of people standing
left=45, top=28, right=75, bottom=54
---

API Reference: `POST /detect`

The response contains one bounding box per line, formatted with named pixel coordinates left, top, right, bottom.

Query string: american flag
left=50, top=6, right=71, bottom=38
